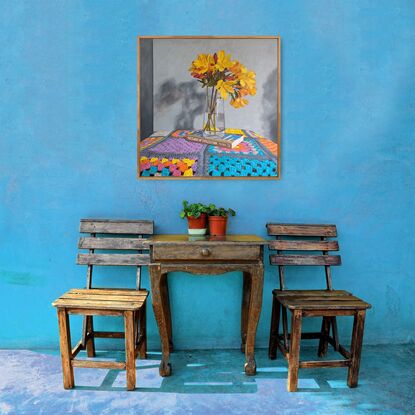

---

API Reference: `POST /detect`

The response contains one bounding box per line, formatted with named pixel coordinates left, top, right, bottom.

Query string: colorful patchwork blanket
left=139, top=129, right=278, bottom=177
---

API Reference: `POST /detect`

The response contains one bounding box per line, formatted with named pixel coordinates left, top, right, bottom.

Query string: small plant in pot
left=207, top=204, right=236, bottom=236
left=180, top=200, right=209, bottom=235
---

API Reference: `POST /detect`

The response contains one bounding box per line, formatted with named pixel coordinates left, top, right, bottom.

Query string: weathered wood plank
left=77, top=253, right=150, bottom=266
left=287, top=310, right=302, bottom=392
left=79, top=237, right=150, bottom=250
left=269, top=240, right=339, bottom=251
left=53, top=298, right=145, bottom=310
left=267, top=223, right=337, bottom=237
left=274, top=289, right=351, bottom=297
left=270, top=254, right=341, bottom=266
left=348, top=310, right=366, bottom=387
left=80, top=219, right=154, bottom=235
left=72, top=360, right=126, bottom=369
left=152, top=245, right=260, bottom=261
left=299, top=359, right=350, bottom=369
left=61, top=293, right=147, bottom=302
left=94, top=331, right=125, bottom=339
left=125, top=310, right=136, bottom=390
left=69, top=288, right=148, bottom=296
left=280, top=300, right=371, bottom=310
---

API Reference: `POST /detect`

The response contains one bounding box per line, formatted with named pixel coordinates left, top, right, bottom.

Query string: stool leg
left=57, top=308, right=74, bottom=389
left=318, top=317, right=330, bottom=357
left=139, top=303, right=147, bottom=359
left=268, top=296, right=280, bottom=360
left=348, top=310, right=366, bottom=388
left=287, top=310, right=302, bottom=392
left=124, top=310, right=136, bottom=391
left=85, top=316, right=96, bottom=357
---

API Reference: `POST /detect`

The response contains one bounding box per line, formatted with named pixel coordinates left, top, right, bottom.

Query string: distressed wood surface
left=80, top=219, right=154, bottom=235
left=148, top=234, right=267, bottom=245
left=299, top=359, right=350, bottom=368
left=287, top=310, right=302, bottom=392
left=269, top=240, right=339, bottom=251
left=72, top=360, right=126, bottom=369
left=57, top=309, right=74, bottom=389
left=149, top=238, right=265, bottom=377
left=270, top=254, right=341, bottom=266
left=77, top=253, right=150, bottom=266
left=124, top=310, right=136, bottom=390
left=266, top=223, right=337, bottom=237
left=273, top=289, right=352, bottom=297
left=153, top=245, right=260, bottom=261
left=348, top=310, right=366, bottom=388
left=79, top=237, right=150, bottom=250
left=68, top=288, right=148, bottom=296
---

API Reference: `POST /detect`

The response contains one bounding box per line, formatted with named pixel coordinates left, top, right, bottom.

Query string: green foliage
left=180, top=200, right=209, bottom=219
left=207, top=204, right=236, bottom=218
left=180, top=201, right=236, bottom=219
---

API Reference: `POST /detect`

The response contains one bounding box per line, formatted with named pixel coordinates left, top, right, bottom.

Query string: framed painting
left=137, top=36, right=281, bottom=179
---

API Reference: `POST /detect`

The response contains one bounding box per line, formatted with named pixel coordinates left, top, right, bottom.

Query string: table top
left=148, top=234, right=267, bottom=245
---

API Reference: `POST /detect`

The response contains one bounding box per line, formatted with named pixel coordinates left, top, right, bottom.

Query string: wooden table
left=148, top=234, right=266, bottom=376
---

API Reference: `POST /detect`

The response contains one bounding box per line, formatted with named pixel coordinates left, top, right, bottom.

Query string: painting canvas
left=137, top=36, right=281, bottom=179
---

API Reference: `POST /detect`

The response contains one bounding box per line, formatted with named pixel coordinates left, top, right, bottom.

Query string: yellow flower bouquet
left=189, top=50, right=256, bottom=136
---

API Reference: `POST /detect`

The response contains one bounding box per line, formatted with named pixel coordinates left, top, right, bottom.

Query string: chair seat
left=273, top=289, right=371, bottom=310
left=52, top=288, right=148, bottom=311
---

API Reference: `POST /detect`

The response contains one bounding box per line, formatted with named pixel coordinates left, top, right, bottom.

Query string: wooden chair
left=267, top=223, right=371, bottom=392
left=52, top=219, right=154, bottom=391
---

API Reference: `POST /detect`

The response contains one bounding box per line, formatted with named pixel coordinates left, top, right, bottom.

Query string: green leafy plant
left=207, top=204, right=236, bottom=217
left=180, top=200, right=209, bottom=219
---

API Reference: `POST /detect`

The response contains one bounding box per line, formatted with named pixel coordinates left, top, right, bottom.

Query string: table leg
left=244, top=262, right=264, bottom=375
left=161, top=273, right=174, bottom=351
left=149, top=264, right=172, bottom=377
left=241, top=272, right=251, bottom=353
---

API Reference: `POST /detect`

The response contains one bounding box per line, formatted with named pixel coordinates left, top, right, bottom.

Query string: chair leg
left=85, top=316, right=96, bottom=357
left=348, top=310, right=366, bottom=388
left=317, top=317, right=330, bottom=357
left=268, top=296, right=280, bottom=359
left=139, top=303, right=147, bottom=359
left=57, top=308, right=74, bottom=389
left=287, top=310, right=302, bottom=392
left=124, top=310, right=136, bottom=391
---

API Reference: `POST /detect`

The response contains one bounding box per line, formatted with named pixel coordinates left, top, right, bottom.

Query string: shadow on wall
left=155, top=79, right=205, bottom=130
left=261, top=69, right=277, bottom=140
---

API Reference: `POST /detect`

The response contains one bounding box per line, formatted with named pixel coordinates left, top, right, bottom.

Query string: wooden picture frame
left=137, top=36, right=281, bottom=180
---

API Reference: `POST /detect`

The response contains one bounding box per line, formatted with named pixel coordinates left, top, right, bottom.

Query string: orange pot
left=208, top=216, right=228, bottom=236
left=187, top=214, right=207, bottom=235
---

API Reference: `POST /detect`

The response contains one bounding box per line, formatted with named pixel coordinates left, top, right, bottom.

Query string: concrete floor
left=0, top=345, right=414, bottom=415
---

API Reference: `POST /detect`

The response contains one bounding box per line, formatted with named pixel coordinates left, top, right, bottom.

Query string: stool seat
left=53, top=288, right=148, bottom=311
left=273, top=289, right=371, bottom=310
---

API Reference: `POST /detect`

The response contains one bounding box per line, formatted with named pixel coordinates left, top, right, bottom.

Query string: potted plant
left=207, top=204, right=236, bottom=236
left=180, top=200, right=208, bottom=235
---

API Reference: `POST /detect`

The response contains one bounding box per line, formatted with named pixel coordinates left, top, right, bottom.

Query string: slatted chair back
left=267, top=223, right=340, bottom=290
left=78, top=219, right=154, bottom=290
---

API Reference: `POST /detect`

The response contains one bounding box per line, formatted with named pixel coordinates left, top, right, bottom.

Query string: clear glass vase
left=203, top=87, right=225, bottom=138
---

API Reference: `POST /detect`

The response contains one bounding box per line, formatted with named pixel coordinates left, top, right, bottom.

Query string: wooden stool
left=52, top=218, right=154, bottom=391
left=266, top=223, right=371, bottom=392
left=53, top=288, right=148, bottom=390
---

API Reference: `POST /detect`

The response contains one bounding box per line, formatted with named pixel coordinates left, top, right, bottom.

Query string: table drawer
left=152, top=245, right=261, bottom=261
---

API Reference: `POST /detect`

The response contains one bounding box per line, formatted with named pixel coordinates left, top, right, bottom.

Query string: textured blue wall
left=1, top=0, right=414, bottom=349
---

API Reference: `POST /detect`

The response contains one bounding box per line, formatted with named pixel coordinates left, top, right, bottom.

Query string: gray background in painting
left=150, top=38, right=278, bottom=139
left=139, top=38, right=154, bottom=139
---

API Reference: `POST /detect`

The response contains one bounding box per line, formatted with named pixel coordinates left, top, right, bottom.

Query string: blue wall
left=1, top=0, right=414, bottom=350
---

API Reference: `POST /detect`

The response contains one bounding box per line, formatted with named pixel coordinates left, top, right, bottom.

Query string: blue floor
left=0, top=345, right=414, bottom=414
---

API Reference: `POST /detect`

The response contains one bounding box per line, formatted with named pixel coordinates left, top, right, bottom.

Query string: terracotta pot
left=187, top=214, right=207, bottom=235
left=208, top=216, right=228, bottom=236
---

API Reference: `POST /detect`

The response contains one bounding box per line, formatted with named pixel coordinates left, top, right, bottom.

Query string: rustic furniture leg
left=150, top=264, right=172, bottom=376
left=268, top=295, right=280, bottom=359
left=241, top=271, right=251, bottom=353
left=57, top=308, right=74, bottom=389
left=85, top=316, right=96, bottom=357
left=161, top=273, right=173, bottom=351
left=124, top=310, right=136, bottom=391
left=288, top=310, right=302, bottom=392
left=317, top=316, right=330, bottom=357
left=138, top=303, right=147, bottom=359
left=347, top=310, right=366, bottom=388
left=244, top=263, right=264, bottom=375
